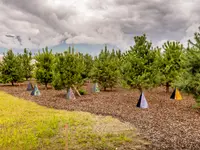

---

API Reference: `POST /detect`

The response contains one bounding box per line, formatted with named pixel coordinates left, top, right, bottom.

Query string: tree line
left=1, top=27, right=200, bottom=104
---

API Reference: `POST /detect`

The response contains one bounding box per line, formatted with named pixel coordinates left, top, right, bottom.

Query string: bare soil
left=1, top=82, right=200, bottom=150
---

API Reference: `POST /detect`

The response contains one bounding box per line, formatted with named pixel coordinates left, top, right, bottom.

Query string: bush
left=34, top=47, right=54, bottom=90
left=90, top=45, right=121, bottom=91
left=78, top=88, right=87, bottom=95
left=52, top=47, right=86, bottom=91
left=0, top=49, right=24, bottom=85
left=121, top=34, right=160, bottom=92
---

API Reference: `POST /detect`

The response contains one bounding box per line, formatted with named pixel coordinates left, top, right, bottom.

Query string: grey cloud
left=0, top=0, right=199, bottom=50
left=92, top=0, right=200, bottom=45
left=16, top=36, right=22, bottom=45
left=1, top=0, right=77, bottom=34
left=5, top=34, right=15, bottom=38
left=5, top=34, right=22, bottom=45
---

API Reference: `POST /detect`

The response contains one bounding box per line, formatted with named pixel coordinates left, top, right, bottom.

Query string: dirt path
left=1, top=84, right=200, bottom=150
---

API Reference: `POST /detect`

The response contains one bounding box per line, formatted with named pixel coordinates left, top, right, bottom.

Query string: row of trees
left=0, top=49, right=33, bottom=85
left=0, top=27, right=200, bottom=103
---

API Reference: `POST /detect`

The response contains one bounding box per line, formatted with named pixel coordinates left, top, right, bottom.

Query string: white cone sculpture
left=66, top=88, right=76, bottom=100
left=136, top=92, right=148, bottom=109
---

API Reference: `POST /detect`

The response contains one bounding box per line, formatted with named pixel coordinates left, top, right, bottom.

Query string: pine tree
left=189, top=26, right=200, bottom=49
left=52, top=47, right=86, bottom=91
left=0, top=49, right=24, bottom=85
left=121, top=34, right=159, bottom=92
left=116, top=49, right=122, bottom=59
left=177, top=27, right=200, bottom=105
left=34, top=47, right=54, bottom=90
left=82, top=53, right=93, bottom=80
left=20, top=48, right=33, bottom=80
left=160, top=41, right=184, bottom=93
left=90, top=45, right=121, bottom=91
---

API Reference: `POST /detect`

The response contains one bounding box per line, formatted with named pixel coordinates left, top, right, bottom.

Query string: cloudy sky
left=0, top=0, right=199, bottom=54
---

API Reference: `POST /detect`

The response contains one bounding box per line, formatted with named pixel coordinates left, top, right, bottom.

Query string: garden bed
left=0, top=83, right=200, bottom=150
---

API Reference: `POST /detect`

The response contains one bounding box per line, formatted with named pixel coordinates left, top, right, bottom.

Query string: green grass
left=0, top=91, right=148, bottom=150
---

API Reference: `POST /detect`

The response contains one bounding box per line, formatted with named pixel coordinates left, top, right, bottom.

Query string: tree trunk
left=104, top=87, right=106, bottom=91
left=11, top=81, right=14, bottom=86
left=45, top=83, right=48, bottom=90
left=138, top=86, right=143, bottom=93
left=166, top=82, right=170, bottom=93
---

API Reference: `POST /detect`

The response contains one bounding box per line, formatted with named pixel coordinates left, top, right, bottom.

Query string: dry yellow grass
left=0, top=91, right=148, bottom=150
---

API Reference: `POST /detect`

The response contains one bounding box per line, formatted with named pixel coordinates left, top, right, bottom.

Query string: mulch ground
left=1, top=82, right=200, bottom=150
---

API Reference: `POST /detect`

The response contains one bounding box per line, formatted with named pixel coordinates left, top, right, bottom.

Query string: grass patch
left=0, top=91, right=148, bottom=150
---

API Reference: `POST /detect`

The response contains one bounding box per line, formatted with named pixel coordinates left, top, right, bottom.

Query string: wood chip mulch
left=1, top=83, right=200, bottom=150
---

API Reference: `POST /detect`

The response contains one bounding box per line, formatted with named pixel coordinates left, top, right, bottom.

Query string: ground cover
left=1, top=82, right=200, bottom=149
left=0, top=91, right=147, bottom=150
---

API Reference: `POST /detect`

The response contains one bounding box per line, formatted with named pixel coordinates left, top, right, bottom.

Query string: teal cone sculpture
left=31, top=84, right=41, bottom=96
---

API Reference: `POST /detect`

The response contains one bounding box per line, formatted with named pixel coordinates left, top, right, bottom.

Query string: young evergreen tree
left=189, top=26, right=200, bottom=49
left=20, top=48, right=33, bottom=80
left=34, top=47, right=54, bottom=90
left=121, top=34, right=159, bottom=92
left=90, top=45, right=121, bottom=91
left=160, top=41, right=184, bottom=93
left=82, top=53, right=93, bottom=80
left=0, top=49, right=23, bottom=85
left=116, top=49, right=122, bottom=60
left=177, top=27, right=200, bottom=105
left=52, top=47, right=86, bottom=91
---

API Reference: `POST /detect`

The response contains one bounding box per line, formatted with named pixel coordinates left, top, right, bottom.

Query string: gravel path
left=1, top=83, right=200, bottom=150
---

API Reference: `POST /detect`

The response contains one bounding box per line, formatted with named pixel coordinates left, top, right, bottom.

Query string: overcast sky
left=0, top=0, right=199, bottom=53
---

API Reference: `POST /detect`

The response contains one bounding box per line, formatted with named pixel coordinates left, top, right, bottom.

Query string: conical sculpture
left=31, top=84, right=41, bottom=96
left=92, top=83, right=100, bottom=93
left=66, top=88, right=76, bottom=100
left=170, top=88, right=182, bottom=100
left=136, top=92, right=148, bottom=109
left=27, top=82, right=33, bottom=91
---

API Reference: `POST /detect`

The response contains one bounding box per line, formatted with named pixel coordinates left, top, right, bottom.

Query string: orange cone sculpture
left=170, top=88, right=182, bottom=100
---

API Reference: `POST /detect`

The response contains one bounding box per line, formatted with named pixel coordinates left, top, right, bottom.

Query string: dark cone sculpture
left=27, top=82, right=33, bottom=91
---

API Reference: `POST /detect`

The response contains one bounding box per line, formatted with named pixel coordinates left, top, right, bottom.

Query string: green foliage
left=52, top=47, right=86, bottom=90
left=19, top=48, right=33, bottom=80
left=160, top=41, right=184, bottom=92
left=116, top=49, right=122, bottom=59
left=175, top=27, right=200, bottom=105
left=34, top=47, right=54, bottom=89
left=82, top=53, right=93, bottom=79
left=0, top=49, right=24, bottom=85
left=90, top=45, right=121, bottom=91
left=121, top=34, right=160, bottom=91
left=188, top=27, right=200, bottom=49
left=176, top=43, right=200, bottom=104
left=177, top=47, right=200, bottom=100
left=78, top=88, right=87, bottom=95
